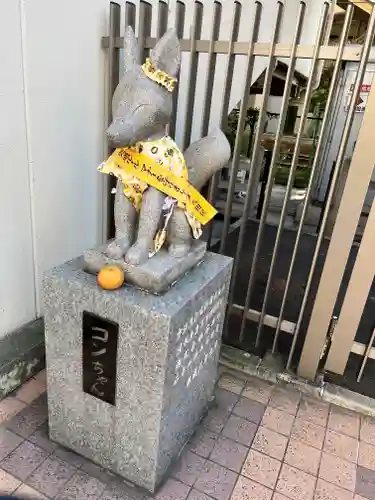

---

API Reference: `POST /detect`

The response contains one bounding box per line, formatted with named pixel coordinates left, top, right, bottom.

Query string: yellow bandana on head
left=98, top=136, right=217, bottom=256
left=141, top=58, right=177, bottom=92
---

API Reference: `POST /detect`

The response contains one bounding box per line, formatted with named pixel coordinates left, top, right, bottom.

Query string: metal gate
left=102, top=0, right=375, bottom=384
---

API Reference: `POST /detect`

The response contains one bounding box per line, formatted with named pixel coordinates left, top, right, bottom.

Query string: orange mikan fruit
left=97, top=265, right=125, bottom=290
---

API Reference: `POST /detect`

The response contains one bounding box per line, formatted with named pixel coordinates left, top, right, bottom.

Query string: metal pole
left=273, top=4, right=354, bottom=357
left=291, top=4, right=375, bottom=372
left=219, top=2, right=263, bottom=253
left=207, top=1, right=242, bottom=248
left=254, top=2, right=325, bottom=347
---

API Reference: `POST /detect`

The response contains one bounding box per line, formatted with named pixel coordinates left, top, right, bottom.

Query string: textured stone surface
left=84, top=240, right=207, bottom=294
left=43, top=252, right=232, bottom=492
left=101, top=26, right=231, bottom=267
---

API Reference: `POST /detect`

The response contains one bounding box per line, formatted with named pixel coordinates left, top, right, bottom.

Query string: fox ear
left=123, top=25, right=138, bottom=70
left=149, top=29, right=180, bottom=77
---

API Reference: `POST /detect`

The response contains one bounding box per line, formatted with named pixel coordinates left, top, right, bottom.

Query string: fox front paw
left=125, top=242, right=149, bottom=265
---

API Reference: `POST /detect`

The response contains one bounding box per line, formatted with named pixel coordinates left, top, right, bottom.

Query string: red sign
left=349, top=84, right=371, bottom=93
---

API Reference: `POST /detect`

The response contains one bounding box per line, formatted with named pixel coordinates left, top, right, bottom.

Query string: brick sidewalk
left=0, top=370, right=374, bottom=499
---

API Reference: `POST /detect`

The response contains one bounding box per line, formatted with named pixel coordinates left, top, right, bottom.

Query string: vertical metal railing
left=169, top=1, right=186, bottom=139
left=298, top=5, right=375, bottom=379
left=102, top=0, right=375, bottom=383
left=207, top=1, right=242, bottom=247
left=137, top=1, right=152, bottom=63
left=226, top=2, right=285, bottom=337
left=273, top=4, right=354, bottom=363
left=105, top=2, right=121, bottom=241
left=157, top=0, right=168, bottom=39
left=219, top=2, right=262, bottom=252
left=182, top=1, right=203, bottom=151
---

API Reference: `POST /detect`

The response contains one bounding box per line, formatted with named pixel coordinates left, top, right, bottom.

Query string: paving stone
left=269, top=387, right=301, bottom=416
left=232, top=397, right=266, bottom=424
left=359, top=441, right=375, bottom=471
left=188, top=428, right=219, bottom=458
left=360, top=415, right=375, bottom=446
left=319, top=452, right=356, bottom=491
left=15, top=483, right=50, bottom=499
left=0, top=397, right=26, bottom=424
left=28, top=422, right=58, bottom=453
left=6, top=401, right=47, bottom=438
left=0, top=467, right=21, bottom=494
left=187, top=489, right=212, bottom=500
left=55, top=471, right=106, bottom=500
left=215, top=388, right=239, bottom=412
left=1, top=440, right=48, bottom=481
left=241, top=449, right=281, bottom=489
left=155, top=478, right=190, bottom=500
left=194, top=460, right=237, bottom=500
left=100, top=478, right=147, bottom=500
left=81, top=459, right=118, bottom=484
left=324, top=429, right=358, bottom=463
left=356, top=465, right=375, bottom=500
left=230, top=474, right=272, bottom=500
left=210, top=436, right=248, bottom=473
left=261, top=407, right=294, bottom=437
left=217, top=374, right=245, bottom=395
left=203, top=407, right=230, bottom=433
left=242, top=378, right=273, bottom=404
left=328, top=405, right=360, bottom=439
left=251, top=426, right=288, bottom=461
left=53, top=445, right=88, bottom=467
left=222, top=416, right=257, bottom=446
left=26, top=455, right=76, bottom=498
left=314, top=478, right=354, bottom=500
left=291, top=418, right=325, bottom=450
left=171, top=451, right=206, bottom=486
left=272, top=494, right=290, bottom=500
left=0, top=428, right=24, bottom=461
left=276, top=463, right=316, bottom=500
left=297, top=397, right=329, bottom=428
left=15, top=377, right=46, bottom=405
left=284, top=439, right=321, bottom=476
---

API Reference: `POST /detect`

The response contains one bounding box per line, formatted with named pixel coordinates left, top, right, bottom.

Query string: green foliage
left=310, top=64, right=334, bottom=111
left=225, top=107, right=260, bottom=151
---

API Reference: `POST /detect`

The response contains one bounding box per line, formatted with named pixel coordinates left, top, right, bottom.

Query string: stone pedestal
left=43, top=252, right=232, bottom=492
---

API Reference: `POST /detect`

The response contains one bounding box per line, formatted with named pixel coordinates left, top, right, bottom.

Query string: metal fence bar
left=125, top=1, right=136, bottom=33
left=102, top=37, right=365, bottom=63
left=169, top=1, right=186, bottom=139
left=182, top=1, right=203, bottom=151
left=157, top=0, right=168, bottom=39
left=273, top=4, right=354, bottom=359
left=104, top=2, right=121, bottom=241
left=207, top=1, right=242, bottom=248
left=357, top=327, right=375, bottom=382
left=298, top=5, right=375, bottom=380
left=200, top=1, right=222, bottom=138
left=250, top=1, right=310, bottom=347
left=324, top=194, right=375, bottom=376
left=219, top=2, right=262, bottom=253
left=224, top=2, right=285, bottom=342
left=137, top=1, right=152, bottom=63
left=232, top=304, right=296, bottom=335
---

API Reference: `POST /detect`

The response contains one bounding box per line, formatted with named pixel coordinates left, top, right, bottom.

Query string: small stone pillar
left=43, top=253, right=232, bottom=492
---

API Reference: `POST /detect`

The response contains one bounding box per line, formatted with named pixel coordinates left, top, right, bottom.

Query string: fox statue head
left=106, top=26, right=181, bottom=148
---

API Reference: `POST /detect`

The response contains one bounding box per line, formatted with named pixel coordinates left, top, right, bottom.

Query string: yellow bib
left=98, top=136, right=216, bottom=256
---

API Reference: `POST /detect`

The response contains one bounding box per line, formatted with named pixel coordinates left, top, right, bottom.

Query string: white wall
left=0, top=0, right=36, bottom=336
left=0, top=0, right=329, bottom=338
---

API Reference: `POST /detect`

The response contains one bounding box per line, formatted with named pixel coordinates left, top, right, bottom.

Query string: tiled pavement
left=1, top=371, right=375, bottom=499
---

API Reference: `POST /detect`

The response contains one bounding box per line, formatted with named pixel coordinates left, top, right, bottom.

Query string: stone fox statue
left=102, top=26, right=231, bottom=265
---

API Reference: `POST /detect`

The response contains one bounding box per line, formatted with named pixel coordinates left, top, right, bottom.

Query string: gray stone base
left=83, top=240, right=207, bottom=294
left=43, top=252, right=233, bottom=492
left=0, top=319, right=45, bottom=400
